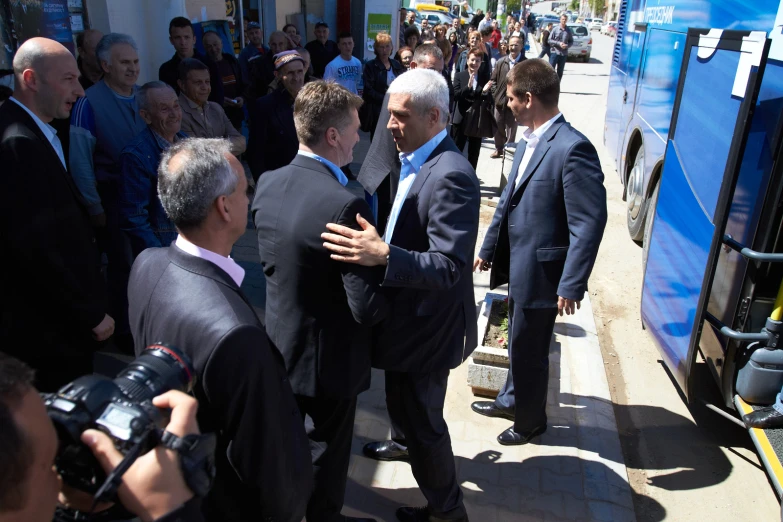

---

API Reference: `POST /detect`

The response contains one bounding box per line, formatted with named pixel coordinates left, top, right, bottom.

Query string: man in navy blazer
left=323, top=68, right=479, bottom=522
left=474, top=59, right=607, bottom=445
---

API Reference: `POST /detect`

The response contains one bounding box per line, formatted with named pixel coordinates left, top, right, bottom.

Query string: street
left=564, top=32, right=781, bottom=520
left=231, top=30, right=783, bottom=521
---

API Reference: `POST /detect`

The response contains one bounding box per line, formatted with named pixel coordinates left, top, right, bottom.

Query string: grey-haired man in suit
left=322, top=68, right=479, bottom=522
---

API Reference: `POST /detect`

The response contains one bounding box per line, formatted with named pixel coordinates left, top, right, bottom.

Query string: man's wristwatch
left=160, top=431, right=217, bottom=498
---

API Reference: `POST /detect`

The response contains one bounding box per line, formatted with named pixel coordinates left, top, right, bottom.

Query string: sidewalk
left=238, top=120, right=634, bottom=521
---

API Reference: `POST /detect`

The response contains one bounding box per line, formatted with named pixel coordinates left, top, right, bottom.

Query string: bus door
left=641, top=28, right=770, bottom=399
left=618, top=7, right=648, bottom=146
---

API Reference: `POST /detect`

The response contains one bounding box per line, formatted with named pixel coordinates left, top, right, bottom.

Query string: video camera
left=42, top=344, right=196, bottom=495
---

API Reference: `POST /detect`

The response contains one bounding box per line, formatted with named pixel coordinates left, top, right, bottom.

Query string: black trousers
left=549, top=53, right=567, bottom=81
left=296, top=394, right=357, bottom=522
left=385, top=369, right=466, bottom=518
left=453, top=122, right=482, bottom=170
left=507, top=301, right=559, bottom=433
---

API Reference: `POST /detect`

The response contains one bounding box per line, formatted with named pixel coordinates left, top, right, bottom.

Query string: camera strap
left=160, top=430, right=217, bottom=498
left=90, top=427, right=155, bottom=508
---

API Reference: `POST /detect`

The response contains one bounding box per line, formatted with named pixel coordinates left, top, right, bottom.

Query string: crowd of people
left=0, top=10, right=605, bottom=522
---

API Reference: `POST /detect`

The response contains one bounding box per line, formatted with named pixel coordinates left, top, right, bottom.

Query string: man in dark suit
left=253, top=81, right=383, bottom=522
left=474, top=59, right=607, bottom=445
left=248, top=51, right=304, bottom=182
left=128, top=138, right=312, bottom=521
left=357, top=43, right=446, bottom=248
left=323, top=68, right=479, bottom=522
left=0, top=38, right=113, bottom=392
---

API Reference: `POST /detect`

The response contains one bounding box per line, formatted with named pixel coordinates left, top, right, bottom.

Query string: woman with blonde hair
left=362, top=32, right=403, bottom=139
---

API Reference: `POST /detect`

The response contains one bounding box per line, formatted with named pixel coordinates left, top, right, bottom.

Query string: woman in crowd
left=434, top=24, right=448, bottom=43
left=403, top=26, right=421, bottom=52
left=282, top=23, right=302, bottom=49
left=453, top=47, right=494, bottom=169
left=363, top=32, right=403, bottom=140
left=447, top=31, right=460, bottom=73
left=398, top=46, right=414, bottom=70
left=456, top=31, right=490, bottom=84
left=492, top=39, right=508, bottom=68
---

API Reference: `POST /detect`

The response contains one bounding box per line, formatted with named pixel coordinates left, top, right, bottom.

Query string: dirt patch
left=482, top=299, right=510, bottom=348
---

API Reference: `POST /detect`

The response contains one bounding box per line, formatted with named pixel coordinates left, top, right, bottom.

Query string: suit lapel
left=8, top=101, right=82, bottom=199
left=511, top=117, right=565, bottom=197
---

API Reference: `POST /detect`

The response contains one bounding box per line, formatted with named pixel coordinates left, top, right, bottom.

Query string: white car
left=566, top=24, right=592, bottom=62
left=601, top=21, right=617, bottom=35
left=589, top=18, right=603, bottom=31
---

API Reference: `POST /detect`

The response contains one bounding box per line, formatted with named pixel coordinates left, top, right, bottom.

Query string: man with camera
left=0, top=351, right=205, bottom=522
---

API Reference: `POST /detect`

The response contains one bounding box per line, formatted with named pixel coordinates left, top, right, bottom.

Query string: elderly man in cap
left=248, top=50, right=305, bottom=182
left=305, top=21, right=339, bottom=78
left=177, top=58, right=246, bottom=155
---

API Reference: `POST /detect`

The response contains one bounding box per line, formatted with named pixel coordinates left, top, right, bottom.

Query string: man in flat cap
left=248, top=51, right=306, bottom=182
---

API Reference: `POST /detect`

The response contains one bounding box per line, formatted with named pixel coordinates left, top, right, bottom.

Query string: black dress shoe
left=342, top=517, right=377, bottom=522
left=497, top=425, right=547, bottom=446
left=395, top=506, right=469, bottom=522
left=743, top=406, right=783, bottom=429
left=471, top=401, right=515, bottom=420
left=362, top=440, right=409, bottom=461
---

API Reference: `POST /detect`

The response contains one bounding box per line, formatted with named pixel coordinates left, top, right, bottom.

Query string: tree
left=569, top=0, right=579, bottom=10
left=507, top=0, right=521, bottom=14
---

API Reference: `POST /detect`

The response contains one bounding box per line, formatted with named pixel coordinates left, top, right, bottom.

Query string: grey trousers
left=493, top=106, right=518, bottom=152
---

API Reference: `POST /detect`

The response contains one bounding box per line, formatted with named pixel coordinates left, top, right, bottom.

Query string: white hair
left=387, top=68, right=449, bottom=124
left=96, top=33, right=137, bottom=66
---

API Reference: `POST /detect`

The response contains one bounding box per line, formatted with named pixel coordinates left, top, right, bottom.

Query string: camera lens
left=113, top=344, right=195, bottom=402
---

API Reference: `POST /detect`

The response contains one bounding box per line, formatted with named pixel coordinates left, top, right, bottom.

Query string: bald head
left=12, top=38, right=71, bottom=77
left=12, top=38, right=83, bottom=122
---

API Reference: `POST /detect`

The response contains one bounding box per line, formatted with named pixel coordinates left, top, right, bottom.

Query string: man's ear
left=139, top=109, right=152, bottom=125
left=177, top=79, right=185, bottom=93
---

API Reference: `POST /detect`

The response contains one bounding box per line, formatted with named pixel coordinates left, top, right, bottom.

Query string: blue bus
left=605, top=0, right=783, bottom=494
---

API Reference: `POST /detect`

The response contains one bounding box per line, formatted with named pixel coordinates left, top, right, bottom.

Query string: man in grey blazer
left=474, top=59, right=607, bottom=445
left=323, top=68, right=479, bottom=522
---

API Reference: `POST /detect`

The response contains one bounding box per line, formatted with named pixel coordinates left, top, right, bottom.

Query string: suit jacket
left=372, top=135, right=480, bottom=372
left=453, top=69, right=490, bottom=117
left=128, top=245, right=311, bottom=522
left=178, top=94, right=246, bottom=155
left=479, top=115, right=607, bottom=307
left=252, top=155, right=387, bottom=398
left=248, top=88, right=298, bottom=180
left=490, top=54, right=525, bottom=109
left=0, top=100, right=106, bottom=370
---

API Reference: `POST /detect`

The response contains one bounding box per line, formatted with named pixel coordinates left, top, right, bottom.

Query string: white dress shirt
left=9, top=97, right=66, bottom=169
left=514, top=112, right=562, bottom=190
left=175, top=235, right=246, bottom=287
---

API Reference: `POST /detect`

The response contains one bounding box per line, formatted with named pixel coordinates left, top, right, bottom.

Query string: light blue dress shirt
left=383, top=128, right=448, bottom=242
left=297, top=150, right=348, bottom=186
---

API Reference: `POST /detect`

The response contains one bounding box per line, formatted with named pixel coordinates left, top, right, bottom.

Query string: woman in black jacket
left=453, top=47, right=494, bottom=169
left=363, top=32, right=403, bottom=140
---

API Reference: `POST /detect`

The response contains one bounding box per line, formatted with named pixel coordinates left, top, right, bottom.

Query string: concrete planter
left=468, top=292, right=510, bottom=397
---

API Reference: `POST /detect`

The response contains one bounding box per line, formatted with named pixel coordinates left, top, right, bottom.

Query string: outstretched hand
left=557, top=296, right=581, bottom=316
left=322, top=214, right=390, bottom=266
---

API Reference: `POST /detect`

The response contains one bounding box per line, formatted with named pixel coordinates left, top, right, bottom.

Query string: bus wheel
left=626, top=144, right=646, bottom=241
left=642, top=180, right=659, bottom=275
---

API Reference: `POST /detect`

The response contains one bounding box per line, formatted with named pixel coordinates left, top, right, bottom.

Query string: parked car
left=602, top=21, right=618, bottom=36
left=536, top=14, right=560, bottom=38
left=589, top=18, right=603, bottom=30
left=566, top=24, right=592, bottom=62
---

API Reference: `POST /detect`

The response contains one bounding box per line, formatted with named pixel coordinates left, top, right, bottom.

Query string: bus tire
left=626, top=144, right=646, bottom=241
left=642, top=180, right=659, bottom=275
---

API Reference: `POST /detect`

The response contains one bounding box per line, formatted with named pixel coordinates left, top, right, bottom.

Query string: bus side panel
left=643, top=0, right=778, bottom=34
left=701, top=60, right=783, bottom=391
left=604, top=0, right=629, bottom=173
left=642, top=48, right=744, bottom=390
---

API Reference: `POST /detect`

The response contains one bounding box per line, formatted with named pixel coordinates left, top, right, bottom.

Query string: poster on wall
left=366, top=13, right=391, bottom=53
left=10, top=0, right=75, bottom=51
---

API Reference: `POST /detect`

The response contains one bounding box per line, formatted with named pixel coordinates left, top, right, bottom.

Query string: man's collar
left=520, top=112, right=562, bottom=143
left=179, top=92, right=204, bottom=110
left=297, top=150, right=348, bottom=186
left=398, top=128, right=448, bottom=173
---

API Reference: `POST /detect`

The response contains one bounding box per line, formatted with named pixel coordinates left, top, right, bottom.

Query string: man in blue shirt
left=119, top=82, right=186, bottom=259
